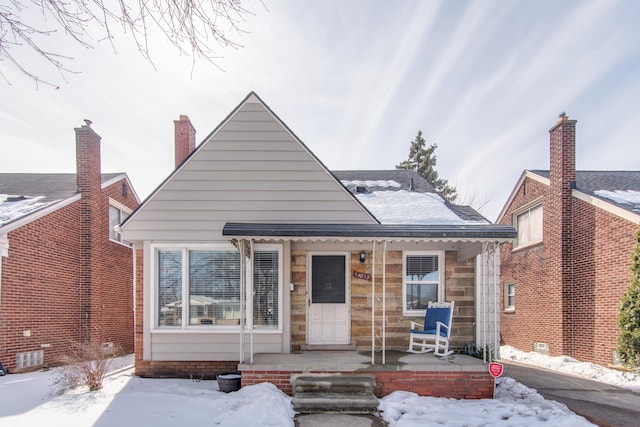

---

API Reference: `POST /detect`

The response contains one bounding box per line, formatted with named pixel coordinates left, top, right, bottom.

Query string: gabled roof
left=0, top=172, right=129, bottom=230
left=121, top=92, right=377, bottom=243
left=333, top=169, right=489, bottom=225
left=497, top=170, right=640, bottom=224
left=333, top=169, right=436, bottom=193
left=531, top=170, right=640, bottom=218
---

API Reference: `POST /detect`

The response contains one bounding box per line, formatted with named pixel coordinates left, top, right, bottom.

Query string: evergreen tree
left=396, top=130, right=458, bottom=202
left=618, top=227, right=640, bottom=367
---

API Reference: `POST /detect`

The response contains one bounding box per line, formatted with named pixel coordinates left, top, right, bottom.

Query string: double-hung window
left=515, top=204, right=542, bottom=248
left=109, top=200, right=131, bottom=244
left=403, top=251, right=444, bottom=316
left=505, top=283, right=515, bottom=311
left=155, top=244, right=281, bottom=330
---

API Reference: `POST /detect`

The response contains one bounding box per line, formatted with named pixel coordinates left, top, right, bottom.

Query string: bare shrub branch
left=50, top=341, right=122, bottom=394
left=0, top=0, right=253, bottom=86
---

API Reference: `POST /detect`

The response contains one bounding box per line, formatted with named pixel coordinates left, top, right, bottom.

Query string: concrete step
left=292, top=393, right=379, bottom=414
left=294, top=375, right=376, bottom=395
left=292, top=375, right=378, bottom=415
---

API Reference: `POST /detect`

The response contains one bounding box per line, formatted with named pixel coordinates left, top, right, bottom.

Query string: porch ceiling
left=223, top=222, right=516, bottom=243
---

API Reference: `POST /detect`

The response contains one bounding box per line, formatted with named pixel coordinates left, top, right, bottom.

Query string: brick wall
left=499, top=116, right=637, bottom=366
left=0, top=203, right=82, bottom=369
left=241, top=370, right=494, bottom=399
left=0, top=124, right=137, bottom=370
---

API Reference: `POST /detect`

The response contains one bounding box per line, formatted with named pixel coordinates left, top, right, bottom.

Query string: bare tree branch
left=0, top=0, right=253, bottom=86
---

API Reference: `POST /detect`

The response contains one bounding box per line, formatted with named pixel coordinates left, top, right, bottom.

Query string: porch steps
left=292, top=375, right=378, bottom=414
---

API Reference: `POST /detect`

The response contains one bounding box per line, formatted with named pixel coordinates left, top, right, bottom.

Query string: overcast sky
left=2, top=0, right=639, bottom=220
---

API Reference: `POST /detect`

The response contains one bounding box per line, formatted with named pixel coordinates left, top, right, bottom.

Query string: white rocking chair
left=407, top=301, right=454, bottom=356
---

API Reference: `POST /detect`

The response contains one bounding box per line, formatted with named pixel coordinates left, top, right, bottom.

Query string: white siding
left=149, top=332, right=284, bottom=361
left=123, top=94, right=375, bottom=243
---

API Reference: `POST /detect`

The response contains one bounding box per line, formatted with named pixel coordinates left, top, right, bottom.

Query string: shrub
left=618, top=227, right=640, bottom=368
left=50, top=341, right=121, bottom=394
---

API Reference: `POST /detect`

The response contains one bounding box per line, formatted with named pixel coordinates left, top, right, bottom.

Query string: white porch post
left=477, top=242, right=500, bottom=363
left=239, top=240, right=246, bottom=363
left=382, top=240, right=387, bottom=365
left=371, top=241, right=376, bottom=365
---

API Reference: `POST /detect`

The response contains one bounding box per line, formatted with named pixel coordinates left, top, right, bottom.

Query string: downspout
left=480, top=242, right=487, bottom=363
left=0, top=235, right=7, bottom=308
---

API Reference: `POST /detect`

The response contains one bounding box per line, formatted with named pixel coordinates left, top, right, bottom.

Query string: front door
left=307, top=253, right=350, bottom=345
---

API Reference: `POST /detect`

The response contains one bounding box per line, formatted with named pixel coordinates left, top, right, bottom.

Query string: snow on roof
left=341, top=179, right=402, bottom=190
left=0, top=194, right=55, bottom=227
left=594, top=190, right=640, bottom=213
left=355, top=190, right=474, bottom=225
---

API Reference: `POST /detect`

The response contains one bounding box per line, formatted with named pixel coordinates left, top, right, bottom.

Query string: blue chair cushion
left=420, top=307, right=451, bottom=337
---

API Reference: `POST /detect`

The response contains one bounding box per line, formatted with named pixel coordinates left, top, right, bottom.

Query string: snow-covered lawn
left=4, top=347, right=637, bottom=426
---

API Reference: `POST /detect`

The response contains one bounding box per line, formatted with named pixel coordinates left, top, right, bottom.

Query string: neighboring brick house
left=497, top=113, right=640, bottom=367
left=0, top=121, right=140, bottom=372
left=120, top=92, right=516, bottom=399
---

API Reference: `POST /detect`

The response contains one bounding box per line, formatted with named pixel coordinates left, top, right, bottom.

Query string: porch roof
left=222, top=222, right=516, bottom=242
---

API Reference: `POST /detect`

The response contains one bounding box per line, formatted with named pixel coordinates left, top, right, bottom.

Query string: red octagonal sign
left=489, top=362, right=504, bottom=378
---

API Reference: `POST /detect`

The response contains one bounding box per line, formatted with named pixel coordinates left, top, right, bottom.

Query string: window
left=515, top=204, right=542, bottom=247
left=154, top=245, right=281, bottom=330
left=403, top=252, right=444, bottom=315
left=109, top=201, right=131, bottom=243
left=505, top=283, right=515, bottom=311
left=253, top=249, right=280, bottom=329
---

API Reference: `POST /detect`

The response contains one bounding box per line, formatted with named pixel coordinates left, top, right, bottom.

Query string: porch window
left=515, top=204, right=542, bottom=247
left=253, top=249, right=280, bottom=329
left=154, top=245, right=281, bottom=330
left=403, top=251, right=444, bottom=316
left=109, top=200, right=131, bottom=244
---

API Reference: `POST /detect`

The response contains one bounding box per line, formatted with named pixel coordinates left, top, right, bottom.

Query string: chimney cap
left=83, top=119, right=93, bottom=127
left=557, top=112, right=569, bottom=122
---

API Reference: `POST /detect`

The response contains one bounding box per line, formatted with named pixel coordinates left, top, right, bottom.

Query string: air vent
left=16, top=350, right=44, bottom=369
left=355, top=186, right=367, bottom=193
left=6, top=195, right=27, bottom=202
left=533, top=342, right=549, bottom=354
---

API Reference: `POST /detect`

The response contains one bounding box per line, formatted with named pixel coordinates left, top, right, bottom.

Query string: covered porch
left=225, top=222, right=515, bottom=399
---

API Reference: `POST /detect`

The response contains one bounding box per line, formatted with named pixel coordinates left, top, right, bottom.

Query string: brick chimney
left=546, top=112, right=577, bottom=356
left=75, top=119, right=103, bottom=344
left=174, top=115, right=196, bottom=168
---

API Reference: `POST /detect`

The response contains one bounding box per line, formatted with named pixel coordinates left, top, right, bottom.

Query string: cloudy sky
left=2, top=0, right=639, bottom=220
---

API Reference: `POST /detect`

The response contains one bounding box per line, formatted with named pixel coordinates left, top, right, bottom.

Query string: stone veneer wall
left=290, top=249, right=476, bottom=352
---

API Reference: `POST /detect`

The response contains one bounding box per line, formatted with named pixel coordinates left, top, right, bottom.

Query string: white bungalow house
left=120, top=92, right=515, bottom=398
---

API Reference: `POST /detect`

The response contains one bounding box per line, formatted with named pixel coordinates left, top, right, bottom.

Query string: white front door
left=307, top=253, right=350, bottom=345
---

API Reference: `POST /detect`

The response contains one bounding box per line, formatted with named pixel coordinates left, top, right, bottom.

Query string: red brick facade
left=0, top=123, right=138, bottom=371
left=241, top=370, right=494, bottom=399
left=499, top=115, right=637, bottom=366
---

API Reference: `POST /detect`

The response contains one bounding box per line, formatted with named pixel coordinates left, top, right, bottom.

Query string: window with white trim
left=403, top=252, right=444, bottom=316
left=154, top=245, right=281, bottom=330
left=515, top=204, right=542, bottom=247
left=505, top=283, right=515, bottom=311
left=109, top=201, right=131, bottom=243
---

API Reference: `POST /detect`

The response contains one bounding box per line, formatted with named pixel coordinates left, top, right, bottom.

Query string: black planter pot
left=217, top=372, right=241, bottom=392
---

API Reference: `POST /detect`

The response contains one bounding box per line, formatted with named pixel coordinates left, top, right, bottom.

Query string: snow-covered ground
left=4, top=347, right=637, bottom=426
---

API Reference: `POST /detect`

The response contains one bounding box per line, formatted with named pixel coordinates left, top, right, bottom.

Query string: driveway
left=502, top=361, right=640, bottom=427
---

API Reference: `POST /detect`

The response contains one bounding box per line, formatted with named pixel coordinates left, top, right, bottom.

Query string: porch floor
left=238, top=350, right=487, bottom=373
